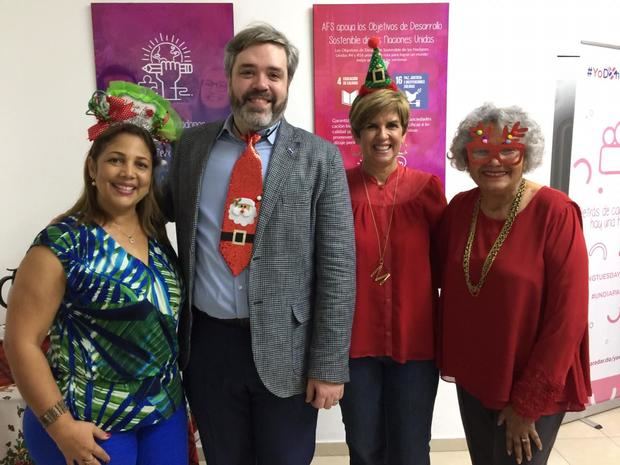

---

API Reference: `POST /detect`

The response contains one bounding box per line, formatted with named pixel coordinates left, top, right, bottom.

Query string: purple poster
left=92, top=3, right=233, bottom=127
left=313, top=4, right=449, bottom=184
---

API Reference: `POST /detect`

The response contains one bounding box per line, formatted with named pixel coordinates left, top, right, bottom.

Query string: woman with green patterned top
left=4, top=120, right=187, bottom=465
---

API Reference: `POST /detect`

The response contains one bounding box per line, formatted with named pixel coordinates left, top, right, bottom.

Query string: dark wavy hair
left=64, top=123, right=168, bottom=244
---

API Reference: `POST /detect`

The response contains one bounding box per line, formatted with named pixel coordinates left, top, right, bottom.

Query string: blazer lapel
left=187, top=122, right=223, bottom=205
left=192, top=123, right=222, bottom=175
left=254, top=119, right=299, bottom=248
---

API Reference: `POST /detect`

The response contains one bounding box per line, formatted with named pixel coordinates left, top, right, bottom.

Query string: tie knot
left=245, top=133, right=261, bottom=146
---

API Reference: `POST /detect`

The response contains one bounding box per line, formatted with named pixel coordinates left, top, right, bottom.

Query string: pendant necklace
left=360, top=165, right=401, bottom=286
left=112, top=221, right=138, bottom=244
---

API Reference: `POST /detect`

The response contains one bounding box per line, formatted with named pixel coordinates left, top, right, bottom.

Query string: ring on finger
left=520, top=437, right=529, bottom=443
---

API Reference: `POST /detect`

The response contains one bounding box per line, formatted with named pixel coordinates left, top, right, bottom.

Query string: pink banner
left=569, top=44, right=620, bottom=406
left=591, top=374, right=620, bottom=405
left=313, top=3, right=449, bottom=183
left=92, top=3, right=234, bottom=128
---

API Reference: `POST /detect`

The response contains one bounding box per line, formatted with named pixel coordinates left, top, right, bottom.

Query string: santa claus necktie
left=220, top=133, right=263, bottom=276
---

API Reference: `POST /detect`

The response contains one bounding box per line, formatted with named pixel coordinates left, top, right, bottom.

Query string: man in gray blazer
left=163, top=24, right=355, bottom=464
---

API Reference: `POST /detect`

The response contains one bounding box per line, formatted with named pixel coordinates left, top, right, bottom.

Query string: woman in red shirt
left=340, top=39, right=446, bottom=465
left=439, top=103, right=591, bottom=465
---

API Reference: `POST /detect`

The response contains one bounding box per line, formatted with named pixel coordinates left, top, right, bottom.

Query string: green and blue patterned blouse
left=33, top=217, right=183, bottom=432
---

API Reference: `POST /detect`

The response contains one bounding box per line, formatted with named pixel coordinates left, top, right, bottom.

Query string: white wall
left=1, top=0, right=618, bottom=443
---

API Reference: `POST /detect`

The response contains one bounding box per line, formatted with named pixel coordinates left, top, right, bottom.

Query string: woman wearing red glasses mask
left=438, top=104, right=591, bottom=465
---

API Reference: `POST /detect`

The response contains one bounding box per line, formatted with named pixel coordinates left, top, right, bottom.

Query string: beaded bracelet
left=39, top=399, right=68, bottom=428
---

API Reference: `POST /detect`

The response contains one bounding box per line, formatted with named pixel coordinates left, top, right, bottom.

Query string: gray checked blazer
left=163, top=118, right=356, bottom=398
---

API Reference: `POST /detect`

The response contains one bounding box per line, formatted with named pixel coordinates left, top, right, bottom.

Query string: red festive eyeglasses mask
left=465, top=122, right=528, bottom=166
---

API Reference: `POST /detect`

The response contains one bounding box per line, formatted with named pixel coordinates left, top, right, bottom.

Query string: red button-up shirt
left=347, top=165, right=446, bottom=362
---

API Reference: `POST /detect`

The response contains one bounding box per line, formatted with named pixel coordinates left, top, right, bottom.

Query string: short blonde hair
left=349, top=89, right=410, bottom=139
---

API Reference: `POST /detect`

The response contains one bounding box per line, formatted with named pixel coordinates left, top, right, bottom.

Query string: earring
left=91, top=179, right=96, bottom=186
left=398, top=140, right=409, bottom=156
left=355, top=151, right=364, bottom=166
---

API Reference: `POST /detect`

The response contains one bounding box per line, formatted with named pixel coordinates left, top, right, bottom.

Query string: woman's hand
left=47, top=415, right=111, bottom=465
left=497, top=404, right=543, bottom=464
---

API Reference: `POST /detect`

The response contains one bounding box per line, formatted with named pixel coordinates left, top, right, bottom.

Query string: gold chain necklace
left=360, top=165, right=401, bottom=286
left=463, top=178, right=526, bottom=296
left=112, top=221, right=138, bottom=244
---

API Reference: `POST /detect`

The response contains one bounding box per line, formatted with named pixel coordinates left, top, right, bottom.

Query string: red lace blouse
left=438, top=186, right=591, bottom=420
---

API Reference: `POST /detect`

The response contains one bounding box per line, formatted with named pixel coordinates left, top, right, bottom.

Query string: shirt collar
left=218, top=115, right=280, bottom=144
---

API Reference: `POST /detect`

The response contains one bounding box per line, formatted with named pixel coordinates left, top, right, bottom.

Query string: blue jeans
left=23, top=406, right=188, bottom=465
left=340, top=357, right=438, bottom=465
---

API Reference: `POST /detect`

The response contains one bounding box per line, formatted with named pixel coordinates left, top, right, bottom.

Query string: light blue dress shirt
left=193, top=116, right=279, bottom=319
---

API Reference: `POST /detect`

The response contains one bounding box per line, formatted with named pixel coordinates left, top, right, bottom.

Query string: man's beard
left=231, top=90, right=287, bottom=131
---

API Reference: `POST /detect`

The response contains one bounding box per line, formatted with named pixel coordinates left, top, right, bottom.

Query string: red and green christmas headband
left=86, top=81, right=183, bottom=142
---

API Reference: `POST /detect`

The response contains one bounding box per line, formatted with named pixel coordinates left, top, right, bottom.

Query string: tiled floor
left=311, top=408, right=620, bottom=465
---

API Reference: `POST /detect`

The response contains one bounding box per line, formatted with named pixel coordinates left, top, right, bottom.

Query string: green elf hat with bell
left=358, top=37, right=398, bottom=97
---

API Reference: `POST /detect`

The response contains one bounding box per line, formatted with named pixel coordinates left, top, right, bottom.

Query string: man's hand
left=305, top=378, right=344, bottom=409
